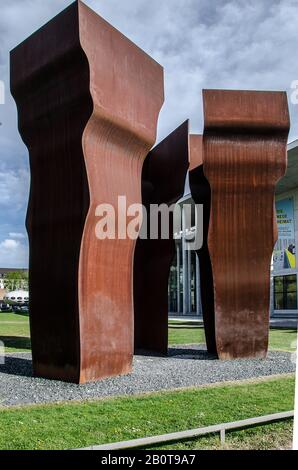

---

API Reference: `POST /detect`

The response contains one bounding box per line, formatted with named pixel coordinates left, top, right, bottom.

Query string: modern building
left=3, top=289, right=29, bottom=304
left=168, top=140, right=298, bottom=319
left=272, top=140, right=298, bottom=318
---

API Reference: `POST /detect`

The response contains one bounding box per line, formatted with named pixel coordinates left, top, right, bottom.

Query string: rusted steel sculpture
left=189, top=135, right=217, bottom=354
left=203, top=90, right=290, bottom=359
left=11, top=1, right=164, bottom=383
left=134, top=121, right=189, bottom=354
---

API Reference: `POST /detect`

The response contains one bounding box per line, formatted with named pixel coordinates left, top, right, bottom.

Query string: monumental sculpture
left=10, top=1, right=290, bottom=383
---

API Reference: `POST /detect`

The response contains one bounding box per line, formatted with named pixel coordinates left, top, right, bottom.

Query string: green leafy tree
left=3, top=271, right=29, bottom=291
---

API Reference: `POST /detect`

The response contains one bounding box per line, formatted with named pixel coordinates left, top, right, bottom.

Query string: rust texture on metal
left=189, top=135, right=217, bottom=354
left=203, top=89, right=290, bottom=359
left=134, top=121, right=189, bottom=354
left=10, top=0, right=164, bottom=383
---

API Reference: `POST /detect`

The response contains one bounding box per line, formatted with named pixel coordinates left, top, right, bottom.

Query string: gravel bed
left=0, top=345, right=295, bottom=407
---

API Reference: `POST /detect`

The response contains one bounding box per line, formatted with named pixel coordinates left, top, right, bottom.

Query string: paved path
left=0, top=345, right=295, bottom=407
left=270, top=318, right=298, bottom=329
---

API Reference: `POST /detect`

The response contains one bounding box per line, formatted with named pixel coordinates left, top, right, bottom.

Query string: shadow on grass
left=169, top=347, right=217, bottom=360
left=12, top=311, right=30, bottom=318
left=169, top=325, right=202, bottom=330
left=0, top=336, right=31, bottom=350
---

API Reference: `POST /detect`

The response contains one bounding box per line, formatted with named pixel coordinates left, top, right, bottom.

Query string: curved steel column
left=189, top=135, right=217, bottom=354
left=202, top=89, right=289, bottom=359
left=11, top=1, right=164, bottom=382
left=134, top=121, right=189, bottom=354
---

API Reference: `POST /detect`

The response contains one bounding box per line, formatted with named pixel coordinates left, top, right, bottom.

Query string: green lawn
left=169, top=324, right=206, bottom=345
left=168, top=323, right=297, bottom=353
left=268, top=328, right=297, bottom=352
left=148, top=420, right=293, bottom=450
left=0, top=376, right=294, bottom=450
left=0, top=312, right=30, bottom=352
left=0, top=313, right=29, bottom=322
left=0, top=313, right=296, bottom=353
left=0, top=314, right=295, bottom=450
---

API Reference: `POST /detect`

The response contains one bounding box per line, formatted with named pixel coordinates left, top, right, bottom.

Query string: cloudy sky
left=0, top=0, right=297, bottom=268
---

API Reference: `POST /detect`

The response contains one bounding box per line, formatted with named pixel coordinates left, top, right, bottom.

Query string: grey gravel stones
left=0, top=345, right=295, bottom=407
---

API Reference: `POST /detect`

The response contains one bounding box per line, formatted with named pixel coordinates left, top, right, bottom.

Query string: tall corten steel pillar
left=10, top=1, right=164, bottom=383
left=189, top=135, right=217, bottom=354
left=134, top=121, right=189, bottom=354
left=203, top=90, right=290, bottom=359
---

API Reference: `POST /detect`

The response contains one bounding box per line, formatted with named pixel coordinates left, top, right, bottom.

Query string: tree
left=3, top=271, right=29, bottom=292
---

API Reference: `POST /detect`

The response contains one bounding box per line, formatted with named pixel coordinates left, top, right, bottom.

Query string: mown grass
left=268, top=328, right=297, bottom=352
left=0, top=313, right=296, bottom=353
left=147, top=420, right=293, bottom=450
left=168, top=324, right=206, bottom=346
left=0, top=313, right=30, bottom=352
left=0, top=313, right=29, bottom=322
left=168, top=324, right=296, bottom=353
left=0, top=376, right=294, bottom=450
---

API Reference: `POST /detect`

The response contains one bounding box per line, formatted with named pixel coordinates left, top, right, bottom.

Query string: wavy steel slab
left=10, top=1, right=164, bottom=382
left=134, top=121, right=189, bottom=354
left=189, top=135, right=217, bottom=354
left=203, top=90, right=289, bottom=359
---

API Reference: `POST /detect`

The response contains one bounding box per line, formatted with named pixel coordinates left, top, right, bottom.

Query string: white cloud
left=0, top=168, right=29, bottom=211
left=0, top=0, right=298, bottom=269
left=86, top=0, right=298, bottom=141
left=1, top=239, right=19, bottom=249
left=0, top=0, right=297, bottom=144
left=0, top=238, right=28, bottom=268
left=8, top=232, right=26, bottom=239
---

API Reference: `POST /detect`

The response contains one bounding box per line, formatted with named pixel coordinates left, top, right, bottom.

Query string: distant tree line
left=3, top=271, right=29, bottom=291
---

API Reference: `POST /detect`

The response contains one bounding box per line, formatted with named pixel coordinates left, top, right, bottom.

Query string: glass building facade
left=168, top=198, right=202, bottom=317
left=168, top=239, right=201, bottom=315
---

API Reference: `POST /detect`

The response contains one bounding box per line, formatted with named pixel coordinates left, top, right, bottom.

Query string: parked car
left=0, top=303, right=12, bottom=312
left=12, top=305, right=22, bottom=312
left=20, top=305, right=29, bottom=313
